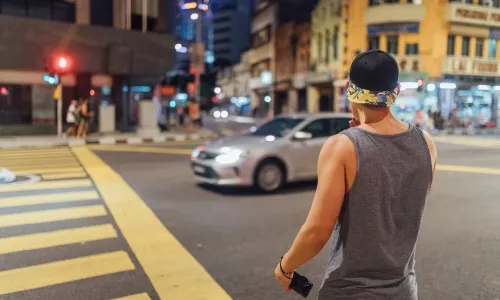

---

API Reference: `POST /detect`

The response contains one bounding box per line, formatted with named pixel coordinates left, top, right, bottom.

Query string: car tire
left=254, top=159, right=286, bottom=193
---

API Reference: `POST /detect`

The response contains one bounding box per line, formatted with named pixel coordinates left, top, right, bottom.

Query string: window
left=368, top=0, right=378, bottom=5
left=251, top=117, right=304, bottom=137
left=462, top=36, right=470, bottom=56
left=476, top=38, right=484, bottom=57
left=252, top=26, right=271, bottom=48
left=494, top=0, right=500, bottom=8
left=0, top=0, right=75, bottom=23
left=464, top=0, right=472, bottom=3
left=386, top=35, right=398, bottom=55
left=488, top=39, right=497, bottom=59
left=301, top=119, right=332, bottom=139
left=332, top=118, right=351, bottom=135
left=405, top=43, right=419, bottom=55
left=368, top=36, right=380, bottom=50
left=325, top=30, right=330, bottom=63
left=447, top=35, right=455, bottom=56
left=333, top=27, right=339, bottom=59
left=318, top=33, right=323, bottom=62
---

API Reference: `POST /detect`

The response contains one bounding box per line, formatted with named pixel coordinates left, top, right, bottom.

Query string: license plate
left=193, top=165, right=205, bottom=174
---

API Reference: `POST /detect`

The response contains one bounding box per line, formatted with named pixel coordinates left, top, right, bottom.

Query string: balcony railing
left=395, top=56, right=421, bottom=73
left=364, top=3, right=425, bottom=25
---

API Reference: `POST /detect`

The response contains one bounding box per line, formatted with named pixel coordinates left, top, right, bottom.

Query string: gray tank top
left=319, top=125, right=433, bottom=300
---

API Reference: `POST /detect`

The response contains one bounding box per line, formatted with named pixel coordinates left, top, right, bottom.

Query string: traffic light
left=53, top=55, right=71, bottom=74
left=417, top=78, right=424, bottom=92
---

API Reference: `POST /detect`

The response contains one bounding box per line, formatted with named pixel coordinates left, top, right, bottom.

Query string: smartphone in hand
left=289, top=271, right=313, bottom=298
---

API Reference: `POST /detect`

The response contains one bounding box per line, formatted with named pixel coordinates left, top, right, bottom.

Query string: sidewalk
left=0, top=129, right=217, bottom=149
left=432, top=127, right=500, bottom=137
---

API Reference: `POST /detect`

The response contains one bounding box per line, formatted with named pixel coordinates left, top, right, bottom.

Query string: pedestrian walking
left=188, top=100, right=201, bottom=130
left=274, top=50, right=438, bottom=300
left=77, top=97, right=93, bottom=138
left=63, top=99, right=79, bottom=137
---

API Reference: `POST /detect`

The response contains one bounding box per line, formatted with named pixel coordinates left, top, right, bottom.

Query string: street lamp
left=175, top=43, right=182, bottom=51
left=190, top=13, right=199, bottom=20
left=214, top=87, right=221, bottom=94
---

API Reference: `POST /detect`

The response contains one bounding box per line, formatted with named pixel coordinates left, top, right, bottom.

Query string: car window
left=332, top=118, right=350, bottom=134
left=301, top=119, right=332, bottom=138
left=251, top=117, right=304, bottom=137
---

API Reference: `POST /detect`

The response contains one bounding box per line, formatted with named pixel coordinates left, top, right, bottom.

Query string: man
left=274, top=50, right=437, bottom=299
left=63, top=99, right=78, bottom=137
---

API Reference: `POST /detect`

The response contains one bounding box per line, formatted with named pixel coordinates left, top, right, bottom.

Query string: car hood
left=204, top=135, right=279, bottom=153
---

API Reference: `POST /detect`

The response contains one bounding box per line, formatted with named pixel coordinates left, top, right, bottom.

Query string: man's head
left=347, top=50, right=399, bottom=121
left=71, top=99, right=77, bottom=105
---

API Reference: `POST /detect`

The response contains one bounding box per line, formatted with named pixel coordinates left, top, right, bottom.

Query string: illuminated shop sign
left=367, top=23, right=419, bottom=36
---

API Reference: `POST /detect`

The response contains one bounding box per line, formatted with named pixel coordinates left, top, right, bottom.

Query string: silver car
left=190, top=113, right=352, bottom=192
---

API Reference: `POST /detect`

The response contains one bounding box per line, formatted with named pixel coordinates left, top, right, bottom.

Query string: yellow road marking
left=6, top=164, right=82, bottom=172
left=0, top=190, right=99, bottom=208
left=9, top=167, right=84, bottom=174
left=42, top=172, right=87, bottom=180
left=74, top=147, right=231, bottom=300
left=112, top=293, right=151, bottom=300
left=0, top=251, right=134, bottom=295
left=0, top=205, right=107, bottom=228
left=0, top=159, right=79, bottom=167
left=0, top=179, right=92, bottom=193
left=0, top=149, right=71, bottom=157
left=437, top=164, right=500, bottom=175
left=0, top=153, right=75, bottom=160
left=89, top=145, right=192, bottom=155
left=0, top=224, right=117, bottom=255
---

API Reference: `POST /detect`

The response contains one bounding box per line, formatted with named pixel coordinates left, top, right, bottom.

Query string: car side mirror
left=293, top=131, right=312, bottom=141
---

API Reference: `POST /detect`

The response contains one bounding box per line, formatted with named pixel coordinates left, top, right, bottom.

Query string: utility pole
left=195, top=3, right=202, bottom=103
left=142, top=0, right=148, bottom=33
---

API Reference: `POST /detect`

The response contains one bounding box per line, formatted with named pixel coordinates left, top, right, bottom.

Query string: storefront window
left=325, top=30, right=330, bottom=63
left=333, top=27, right=339, bottom=59
left=488, top=39, right=497, bottom=59
left=318, top=33, right=323, bottom=62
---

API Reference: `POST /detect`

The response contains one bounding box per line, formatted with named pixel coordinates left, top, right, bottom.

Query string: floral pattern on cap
left=347, top=81, right=398, bottom=107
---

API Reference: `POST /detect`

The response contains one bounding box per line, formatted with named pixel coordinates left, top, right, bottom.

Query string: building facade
left=274, top=22, right=311, bottom=114
left=341, top=0, right=500, bottom=126
left=309, top=0, right=342, bottom=113
left=212, top=0, right=253, bottom=65
left=0, top=0, right=175, bottom=134
left=216, top=51, right=251, bottom=113
left=247, top=0, right=318, bottom=117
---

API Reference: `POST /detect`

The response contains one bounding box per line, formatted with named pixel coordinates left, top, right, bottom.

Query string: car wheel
left=254, top=160, right=285, bottom=193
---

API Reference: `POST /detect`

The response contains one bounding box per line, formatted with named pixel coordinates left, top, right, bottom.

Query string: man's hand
left=274, top=264, right=292, bottom=292
left=349, top=117, right=360, bottom=127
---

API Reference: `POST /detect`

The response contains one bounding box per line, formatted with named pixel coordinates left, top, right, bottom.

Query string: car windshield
left=250, top=117, right=304, bottom=137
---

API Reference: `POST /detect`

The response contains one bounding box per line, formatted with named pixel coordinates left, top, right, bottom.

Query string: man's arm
left=280, top=134, right=352, bottom=272
left=422, top=131, right=438, bottom=187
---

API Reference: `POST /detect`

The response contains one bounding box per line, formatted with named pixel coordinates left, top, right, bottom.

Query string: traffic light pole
left=56, top=82, right=63, bottom=137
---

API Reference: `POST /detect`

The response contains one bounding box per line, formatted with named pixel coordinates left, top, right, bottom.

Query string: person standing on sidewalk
left=274, top=50, right=438, bottom=299
left=63, top=99, right=79, bottom=137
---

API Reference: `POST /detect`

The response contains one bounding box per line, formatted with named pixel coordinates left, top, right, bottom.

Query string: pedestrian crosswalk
left=0, top=147, right=154, bottom=299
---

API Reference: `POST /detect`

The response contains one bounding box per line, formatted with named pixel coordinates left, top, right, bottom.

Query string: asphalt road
left=0, top=133, right=499, bottom=300
left=92, top=135, right=500, bottom=300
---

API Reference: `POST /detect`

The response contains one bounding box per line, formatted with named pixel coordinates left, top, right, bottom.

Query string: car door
left=290, top=118, right=333, bottom=178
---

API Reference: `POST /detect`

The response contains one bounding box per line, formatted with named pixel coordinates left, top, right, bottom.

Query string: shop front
left=307, top=71, right=334, bottom=113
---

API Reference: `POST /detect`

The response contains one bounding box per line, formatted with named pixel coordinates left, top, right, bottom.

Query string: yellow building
left=338, top=0, right=500, bottom=124
left=309, top=0, right=342, bottom=113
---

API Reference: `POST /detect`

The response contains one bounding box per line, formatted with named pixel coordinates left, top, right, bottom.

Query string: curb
left=0, top=132, right=218, bottom=149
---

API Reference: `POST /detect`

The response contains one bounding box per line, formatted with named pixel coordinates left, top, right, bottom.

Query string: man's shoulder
left=322, top=133, right=356, bottom=161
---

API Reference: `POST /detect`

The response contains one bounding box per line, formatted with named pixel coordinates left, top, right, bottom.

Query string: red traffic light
left=53, top=55, right=72, bottom=73
left=0, top=87, right=7, bottom=95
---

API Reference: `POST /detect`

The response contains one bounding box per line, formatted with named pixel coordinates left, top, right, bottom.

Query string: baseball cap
left=347, top=50, right=400, bottom=107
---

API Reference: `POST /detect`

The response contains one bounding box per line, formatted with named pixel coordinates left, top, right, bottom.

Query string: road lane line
left=0, top=179, right=92, bottom=193
left=10, top=167, right=84, bottom=174
left=0, top=149, right=72, bottom=157
left=112, top=293, right=151, bottom=300
left=0, top=251, right=134, bottom=295
left=0, top=224, right=117, bottom=255
left=6, top=164, right=83, bottom=172
left=42, top=172, right=87, bottom=180
left=437, top=164, right=500, bottom=175
left=0, top=205, right=107, bottom=228
left=0, top=159, right=80, bottom=167
left=0, top=190, right=99, bottom=208
left=89, top=146, right=192, bottom=155
left=73, top=147, right=232, bottom=300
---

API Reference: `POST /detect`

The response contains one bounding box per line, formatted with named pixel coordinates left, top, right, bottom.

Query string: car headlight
left=215, top=150, right=247, bottom=164
left=214, top=111, right=221, bottom=118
